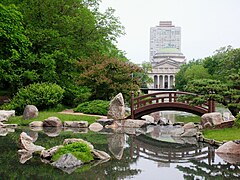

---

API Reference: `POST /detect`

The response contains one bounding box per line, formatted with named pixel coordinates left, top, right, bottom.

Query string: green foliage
left=52, top=142, right=94, bottom=163
left=176, top=46, right=240, bottom=116
left=63, top=86, right=92, bottom=107
left=74, top=100, right=109, bottom=115
left=234, top=113, right=240, bottom=128
left=3, top=83, right=64, bottom=114
left=78, top=54, right=142, bottom=100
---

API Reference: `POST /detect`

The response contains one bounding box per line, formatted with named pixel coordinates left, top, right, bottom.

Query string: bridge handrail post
left=169, top=92, right=172, bottom=102
left=131, top=91, right=135, bottom=119
left=137, top=90, right=141, bottom=108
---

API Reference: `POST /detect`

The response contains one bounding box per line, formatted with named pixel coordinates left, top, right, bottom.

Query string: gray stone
left=63, top=127, right=88, bottom=133
left=29, top=121, right=43, bottom=127
left=43, top=116, right=62, bottom=127
left=203, top=121, right=213, bottom=129
left=92, top=149, right=111, bottom=160
left=52, top=153, right=82, bottom=172
left=96, top=119, right=114, bottom=127
left=0, top=110, right=15, bottom=122
left=63, top=121, right=88, bottom=128
left=19, top=132, right=45, bottom=152
left=181, top=128, right=198, bottom=137
left=89, top=122, right=103, bottom=132
left=41, top=145, right=63, bottom=159
left=107, top=93, right=125, bottom=120
left=201, top=112, right=223, bottom=127
left=120, top=119, right=148, bottom=128
left=141, top=115, right=155, bottom=124
left=63, top=138, right=94, bottom=150
left=0, top=128, right=8, bottom=136
left=183, top=122, right=195, bottom=130
left=18, top=149, right=33, bottom=164
left=23, top=105, right=38, bottom=120
left=216, top=141, right=240, bottom=155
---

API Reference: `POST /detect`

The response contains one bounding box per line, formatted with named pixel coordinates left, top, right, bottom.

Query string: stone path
left=59, top=109, right=107, bottom=119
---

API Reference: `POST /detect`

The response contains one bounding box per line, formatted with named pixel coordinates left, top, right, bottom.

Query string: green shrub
left=62, top=86, right=92, bottom=107
left=234, top=113, right=240, bottom=128
left=52, top=142, right=93, bottom=163
left=3, top=83, right=64, bottom=114
left=74, top=100, right=109, bottom=115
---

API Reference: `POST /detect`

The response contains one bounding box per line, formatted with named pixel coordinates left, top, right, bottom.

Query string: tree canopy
left=176, top=46, right=240, bottom=116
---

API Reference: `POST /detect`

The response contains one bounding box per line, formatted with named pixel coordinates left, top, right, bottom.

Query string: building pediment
left=152, top=58, right=182, bottom=69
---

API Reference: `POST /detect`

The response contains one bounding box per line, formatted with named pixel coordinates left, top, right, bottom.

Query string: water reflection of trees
left=177, top=160, right=240, bottom=179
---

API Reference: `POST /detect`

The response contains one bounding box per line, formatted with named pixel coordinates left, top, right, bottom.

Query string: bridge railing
left=130, top=91, right=215, bottom=119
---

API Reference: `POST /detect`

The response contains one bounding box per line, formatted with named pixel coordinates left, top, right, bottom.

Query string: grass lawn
left=203, top=127, right=240, bottom=142
left=175, top=115, right=201, bottom=124
left=8, top=111, right=100, bottom=126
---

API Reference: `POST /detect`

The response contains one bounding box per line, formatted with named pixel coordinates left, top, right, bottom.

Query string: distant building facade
left=148, top=21, right=185, bottom=90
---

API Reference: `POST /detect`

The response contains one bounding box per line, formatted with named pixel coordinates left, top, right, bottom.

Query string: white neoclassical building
left=148, top=48, right=186, bottom=89
left=148, top=21, right=186, bottom=90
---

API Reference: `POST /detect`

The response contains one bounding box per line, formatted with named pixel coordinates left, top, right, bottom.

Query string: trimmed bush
left=52, top=142, right=93, bottom=163
left=234, top=113, right=240, bottom=128
left=74, top=100, right=109, bottom=115
left=3, top=83, right=64, bottom=114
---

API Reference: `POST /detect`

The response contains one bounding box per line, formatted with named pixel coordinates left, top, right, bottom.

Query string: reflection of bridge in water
left=129, top=135, right=215, bottom=165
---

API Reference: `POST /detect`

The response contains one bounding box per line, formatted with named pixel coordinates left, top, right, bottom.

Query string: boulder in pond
left=216, top=141, right=240, bottom=155
left=29, top=121, right=43, bottom=127
left=19, top=132, right=45, bottom=152
left=52, top=153, right=82, bottom=174
left=92, top=149, right=111, bottom=160
left=96, top=118, right=114, bottom=127
left=64, top=121, right=88, bottom=128
left=107, top=93, right=125, bottom=120
left=89, top=122, right=103, bottom=132
left=120, top=119, right=148, bottom=128
left=43, top=116, right=62, bottom=127
left=141, top=115, right=155, bottom=124
left=41, top=145, right=63, bottom=160
left=181, top=128, right=198, bottom=137
left=0, top=110, right=15, bottom=122
left=23, top=105, right=38, bottom=120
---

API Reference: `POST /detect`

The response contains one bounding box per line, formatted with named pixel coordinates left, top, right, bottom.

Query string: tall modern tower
left=150, top=21, right=181, bottom=62
left=148, top=21, right=185, bottom=90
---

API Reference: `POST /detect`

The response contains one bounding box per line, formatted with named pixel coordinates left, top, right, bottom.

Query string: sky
left=100, top=0, right=240, bottom=64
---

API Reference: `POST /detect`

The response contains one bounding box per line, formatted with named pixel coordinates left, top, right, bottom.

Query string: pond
left=0, top=126, right=240, bottom=180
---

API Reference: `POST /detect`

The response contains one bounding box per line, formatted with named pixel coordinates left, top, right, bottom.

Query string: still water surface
left=0, top=125, right=239, bottom=180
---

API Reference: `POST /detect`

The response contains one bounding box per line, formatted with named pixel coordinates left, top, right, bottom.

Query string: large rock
left=107, top=93, right=125, bottom=120
left=63, top=121, right=88, bottom=128
left=23, top=105, right=38, bottom=120
left=120, top=119, right=148, bottom=128
left=183, top=122, right=195, bottom=130
left=52, top=153, right=82, bottom=174
left=92, top=149, right=111, bottom=160
left=96, top=119, right=114, bottom=127
left=89, top=123, right=103, bottom=132
left=141, top=115, right=155, bottom=124
left=201, top=112, right=223, bottom=127
left=181, top=128, right=198, bottom=137
left=216, top=141, right=240, bottom=155
left=0, top=110, right=15, bottom=122
left=18, top=149, right=33, bottom=164
left=19, top=132, right=45, bottom=152
left=29, top=121, right=43, bottom=127
left=41, top=145, right=63, bottom=159
left=43, top=117, right=62, bottom=127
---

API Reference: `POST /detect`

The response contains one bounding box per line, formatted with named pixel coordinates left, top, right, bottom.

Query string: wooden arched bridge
left=130, top=91, right=215, bottom=119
